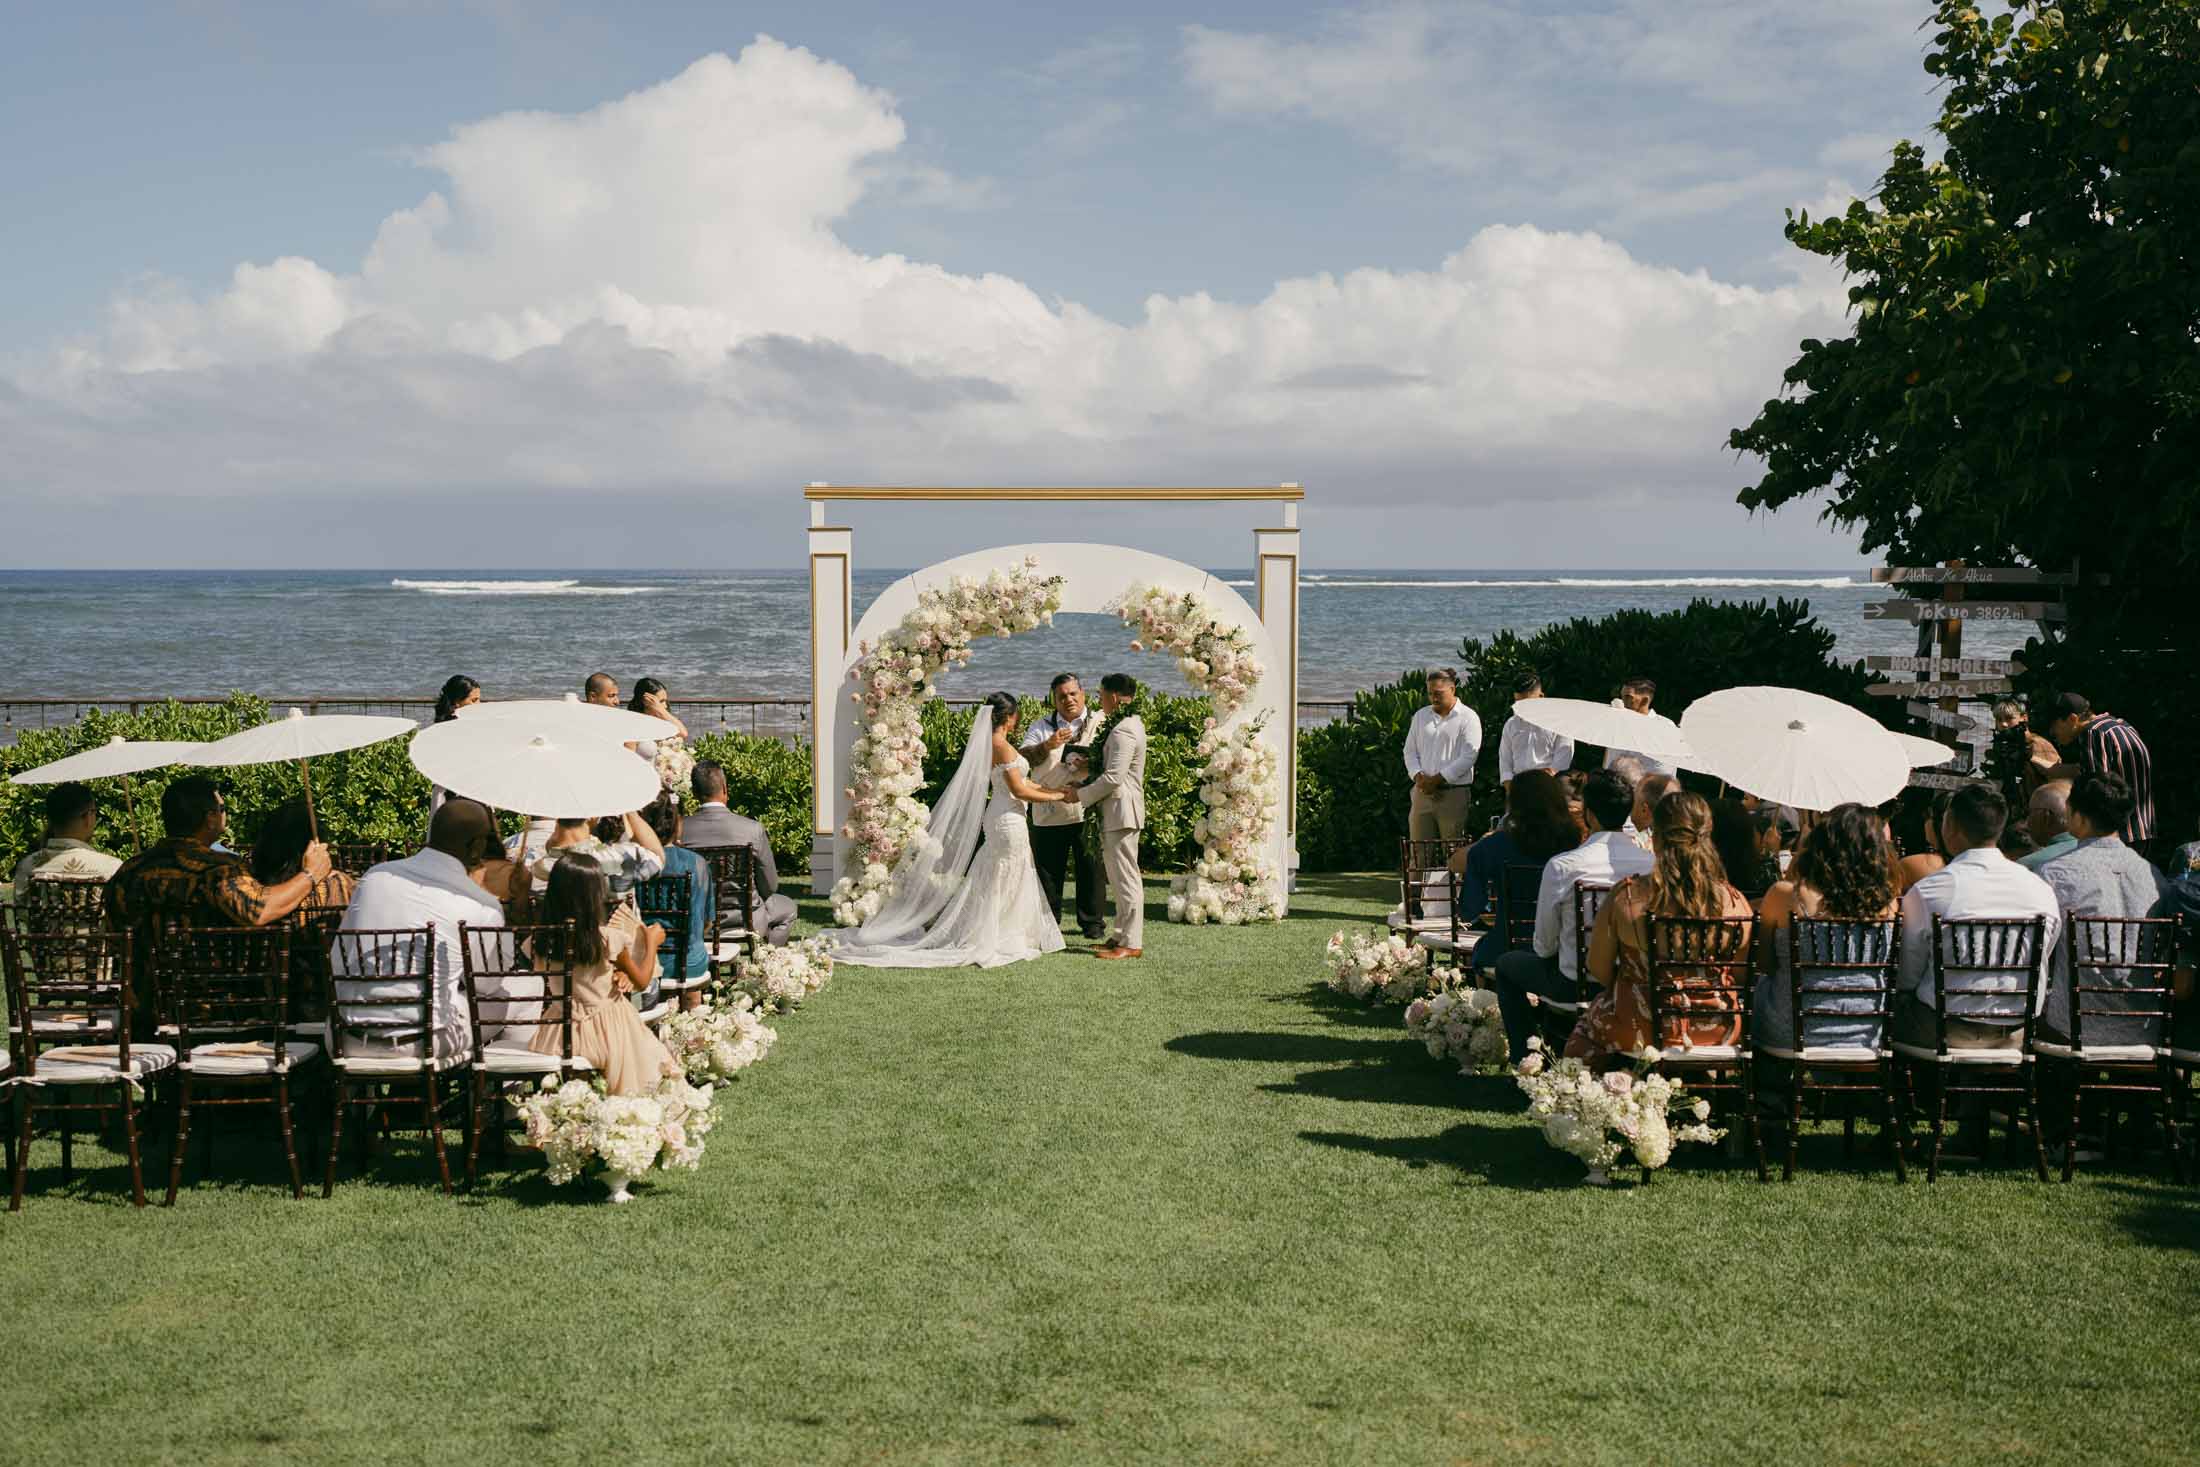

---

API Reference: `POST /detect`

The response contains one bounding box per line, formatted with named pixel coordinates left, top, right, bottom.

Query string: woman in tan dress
left=1566, top=790, right=1752, bottom=1062
left=530, top=856, right=679, bottom=1095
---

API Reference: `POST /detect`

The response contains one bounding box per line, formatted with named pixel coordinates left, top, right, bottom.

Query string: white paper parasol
left=192, top=709, right=419, bottom=838
left=409, top=719, right=659, bottom=819
left=1510, top=697, right=1694, bottom=762
left=1678, top=687, right=1910, bottom=811
left=9, top=735, right=206, bottom=852
left=1892, top=731, right=1962, bottom=768
left=456, top=695, right=668, bottom=743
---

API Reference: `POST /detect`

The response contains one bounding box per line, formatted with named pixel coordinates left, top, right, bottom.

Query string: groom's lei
left=1077, top=699, right=1139, bottom=788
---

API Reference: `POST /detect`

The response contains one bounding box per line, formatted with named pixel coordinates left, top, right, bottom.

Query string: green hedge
left=2, top=600, right=1880, bottom=877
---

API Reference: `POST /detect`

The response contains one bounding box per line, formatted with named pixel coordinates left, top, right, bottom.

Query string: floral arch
left=821, top=542, right=1294, bottom=927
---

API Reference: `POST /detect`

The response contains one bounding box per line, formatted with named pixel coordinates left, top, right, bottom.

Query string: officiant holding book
left=1022, top=672, right=1109, bottom=941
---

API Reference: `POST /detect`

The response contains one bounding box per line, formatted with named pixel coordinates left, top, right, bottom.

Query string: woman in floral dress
left=1566, top=790, right=1751, bottom=1062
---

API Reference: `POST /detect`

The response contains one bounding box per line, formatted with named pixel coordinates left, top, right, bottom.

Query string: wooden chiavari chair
left=324, top=924, right=465, bottom=1196
left=325, top=842, right=398, bottom=877
left=10, top=881, right=121, bottom=1041
left=1762, top=917, right=1904, bottom=1182
left=1393, top=837, right=1469, bottom=932
left=1529, top=881, right=1612, bottom=1051
left=1891, top=915, right=2051, bottom=1182
left=4, top=925, right=170, bottom=1209
left=457, top=920, right=583, bottom=1185
left=686, top=845, right=757, bottom=975
left=153, top=924, right=320, bottom=1204
left=1643, top=913, right=1765, bottom=1179
left=2030, top=914, right=2181, bottom=1182
left=633, top=872, right=697, bottom=1022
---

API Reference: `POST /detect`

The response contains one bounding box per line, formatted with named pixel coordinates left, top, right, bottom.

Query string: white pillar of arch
left=1255, top=506, right=1302, bottom=885
left=808, top=507, right=852, bottom=894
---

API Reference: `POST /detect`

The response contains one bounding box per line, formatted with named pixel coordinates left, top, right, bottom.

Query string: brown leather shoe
left=1095, top=947, right=1143, bottom=960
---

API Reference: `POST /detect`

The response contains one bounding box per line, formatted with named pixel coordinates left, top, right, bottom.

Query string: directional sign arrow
left=1873, top=566, right=2104, bottom=586
left=1864, top=601, right=2067, bottom=624
left=1908, top=769, right=1985, bottom=792
left=1864, top=655, right=2025, bottom=676
left=1869, top=678, right=2015, bottom=698
left=1905, top=702, right=1988, bottom=734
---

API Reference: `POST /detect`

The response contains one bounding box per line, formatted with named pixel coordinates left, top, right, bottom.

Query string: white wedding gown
left=832, top=748, right=1067, bottom=969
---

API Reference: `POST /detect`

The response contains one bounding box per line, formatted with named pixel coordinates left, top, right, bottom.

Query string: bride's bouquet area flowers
left=1117, top=585, right=1283, bottom=925
left=651, top=734, right=695, bottom=794
left=1404, top=983, right=1508, bottom=1073
left=516, top=1074, right=720, bottom=1193
left=1323, top=928, right=1433, bottom=1003
left=726, top=934, right=835, bottom=1013
left=1170, top=717, right=1285, bottom=924
left=833, top=557, right=1064, bottom=925
left=1513, top=1038, right=1725, bottom=1175
left=659, top=992, right=778, bottom=1085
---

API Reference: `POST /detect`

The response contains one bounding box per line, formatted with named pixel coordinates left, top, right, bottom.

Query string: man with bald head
left=584, top=672, right=620, bottom=707
left=334, top=797, right=518, bottom=1062
left=2018, top=780, right=2076, bottom=872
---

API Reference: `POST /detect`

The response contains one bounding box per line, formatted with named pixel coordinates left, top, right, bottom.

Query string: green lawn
left=4, top=872, right=2196, bottom=1466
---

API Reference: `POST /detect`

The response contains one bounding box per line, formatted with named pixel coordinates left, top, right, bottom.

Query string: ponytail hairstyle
left=1645, top=789, right=1733, bottom=919
left=434, top=675, right=480, bottom=724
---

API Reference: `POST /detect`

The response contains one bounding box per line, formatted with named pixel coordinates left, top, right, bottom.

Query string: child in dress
left=529, top=855, right=679, bottom=1095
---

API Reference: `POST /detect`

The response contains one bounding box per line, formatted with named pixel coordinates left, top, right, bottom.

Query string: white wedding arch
left=804, top=487, right=1303, bottom=902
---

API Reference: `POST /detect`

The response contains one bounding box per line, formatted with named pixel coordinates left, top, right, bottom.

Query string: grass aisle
left=4, top=872, right=2197, bottom=1465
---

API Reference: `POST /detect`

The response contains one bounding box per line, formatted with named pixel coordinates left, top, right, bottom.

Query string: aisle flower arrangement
left=833, top=557, right=1064, bottom=925
left=1323, top=927, right=1432, bottom=1003
left=1513, top=1038, right=1725, bottom=1177
left=726, top=934, right=835, bottom=1012
left=659, top=993, right=778, bottom=1085
left=1404, top=983, right=1508, bottom=1074
left=1170, top=715, right=1286, bottom=924
left=517, top=1074, right=720, bottom=1197
left=1116, top=584, right=1283, bottom=924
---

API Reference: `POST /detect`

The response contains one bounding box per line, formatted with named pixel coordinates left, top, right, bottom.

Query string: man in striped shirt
left=2044, top=692, right=2156, bottom=856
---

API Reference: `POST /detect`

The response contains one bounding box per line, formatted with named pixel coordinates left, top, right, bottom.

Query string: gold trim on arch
left=802, top=485, right=1304, bottom=503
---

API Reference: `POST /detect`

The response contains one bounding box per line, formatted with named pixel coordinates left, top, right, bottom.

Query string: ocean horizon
left=0, top=567, right=2026, bottom=712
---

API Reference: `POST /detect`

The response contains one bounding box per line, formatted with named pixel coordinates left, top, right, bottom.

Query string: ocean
left=0, top=568, right=2025, bottom=715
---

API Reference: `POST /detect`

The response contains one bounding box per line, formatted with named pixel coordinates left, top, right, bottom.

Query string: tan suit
left=1076, top=714, right=1147, bottom=951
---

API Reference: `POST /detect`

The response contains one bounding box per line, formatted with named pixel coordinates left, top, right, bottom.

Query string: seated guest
left=1494, top=769, right=1653, bottom=1062
left=1897, top=790, right=1953, bottom=892
left=2016, top=780, right=2076, bottom=871
left=1712, top=799, right=1781, bottom=905
left=1567, top=790, right=1750, bottom=1060
left=1458, top=770, right=1583, bottom=969
left=1404, top=668, right=1482, bottom=842
left=1602, top=677, right=1678, bottom=780
left=11, top=781, right=121, bottom=901
left=1895, top=784, right=2060, bottom=1052
left=683, top=760, right=799, bottom=946
left=2043, top=691, right=2156, bottom=857
left=1621, top=767, right=1674, bottom=848
left=528, top=856, right=679, bottom=1095
left=334, top=798, right=512, bottom=1063
left=1752, top=803, right=1901, bottom=1052
left=2035, top=772, right=2171, bottom=1046
left=250, top=797, right=359, bottom=916
left=1998, top=825, right=2038, bottom=862
left=529, top=809, right=665, bottom=898
left=641, top=792, right=713, bottom=1012
left=1495, top=670, right=1574, bottom=791
left=107, top=775, right=332, bottom=944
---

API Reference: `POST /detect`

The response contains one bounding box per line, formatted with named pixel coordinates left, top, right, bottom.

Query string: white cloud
left=5, top=35, right=1856, bottom=562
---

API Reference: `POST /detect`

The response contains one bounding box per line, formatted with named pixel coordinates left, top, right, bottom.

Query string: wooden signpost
left=1864, top=561, right=2088, bottom=791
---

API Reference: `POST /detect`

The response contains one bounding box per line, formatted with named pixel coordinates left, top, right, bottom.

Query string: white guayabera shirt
left=1897, top=846, right=2062, bottom=1020
left=1403, top=703, right=1483, bottom=788
left=1531, top=831, right=1655, bottom=981
left=1497, top=713, right=1575, bottom=784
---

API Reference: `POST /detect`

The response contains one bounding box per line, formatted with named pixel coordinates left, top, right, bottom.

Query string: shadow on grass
left=1164, top=1030, right=1384, bottom=1065
left=2097, top=1181, right=2200, bottom=1254
left=1259, top=1063, right=1507, bottom=1111
left=1266, top=983, right=1411, bottom=1029
left=1300, top=1119, right=1578, bottom=1190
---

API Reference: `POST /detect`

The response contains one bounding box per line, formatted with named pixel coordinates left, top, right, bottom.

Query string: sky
left=0, top=1, right=1945, bottom=569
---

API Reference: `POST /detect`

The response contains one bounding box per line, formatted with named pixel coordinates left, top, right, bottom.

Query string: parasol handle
left=300, top=759, right=320, bottom=842
left=122, top=773, right=144, bottom=855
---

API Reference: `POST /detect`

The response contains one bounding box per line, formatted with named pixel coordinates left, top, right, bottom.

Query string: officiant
left=1023, top=673, right=1110, bottom=941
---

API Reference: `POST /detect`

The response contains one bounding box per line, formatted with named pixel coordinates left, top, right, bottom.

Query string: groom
left=1073, top=672, right=1148, bottom=960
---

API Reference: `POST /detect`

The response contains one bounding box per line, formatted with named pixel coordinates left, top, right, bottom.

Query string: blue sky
left=0, top=1, right=1944, bottom=567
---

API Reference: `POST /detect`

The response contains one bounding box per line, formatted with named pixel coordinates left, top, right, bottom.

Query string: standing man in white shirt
left=1895, top=783, right=2061, bottom=1052
left=1022, top=673, right=1108, bottom=941
left=1496, top=670, right=1574, bottom=792
left=1494, top=768, right=1653, bottom=1061
left=1403, top=668, right=1482, bottom=843
left=1603, top=676, right=1680, bottom=780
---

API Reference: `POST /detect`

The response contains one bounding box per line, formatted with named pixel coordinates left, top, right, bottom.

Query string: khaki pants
left=1101, top=826, right=1145, bottom=951
left=1409, top=784, right=1472, bottom=843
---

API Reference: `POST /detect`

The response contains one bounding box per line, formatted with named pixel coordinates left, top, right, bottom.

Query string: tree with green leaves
left=1731, top=0, right=2199, bottom=846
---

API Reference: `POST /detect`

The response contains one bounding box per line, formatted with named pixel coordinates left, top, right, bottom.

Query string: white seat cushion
left=183, top=1040, right=323, bottom=1076
left=636, top=1001, right=671, bottom=1025
left=1652, top=1044, right=1745, bottom=1063
left=1761, top=1044, right=1884, bottom=1063
left=476, top=1042, right=593, bottom=1075
left=333, top=1052, right=454, bottom=1076
left=707, top=938, right=751, bottom=964
left=1891, top=1040, right=2028, bottom=1065
left=1417, top=934, right=1459, bottom=954
left=2027, top=1039, right=2161, bottom=1063
left=30, top=1009, right=120, bottom=1037
left=34, top=1043, right=177, bottom=1083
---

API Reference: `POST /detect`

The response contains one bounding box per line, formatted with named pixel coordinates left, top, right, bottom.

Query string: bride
left=832, top=691, right=1074, bottom=968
